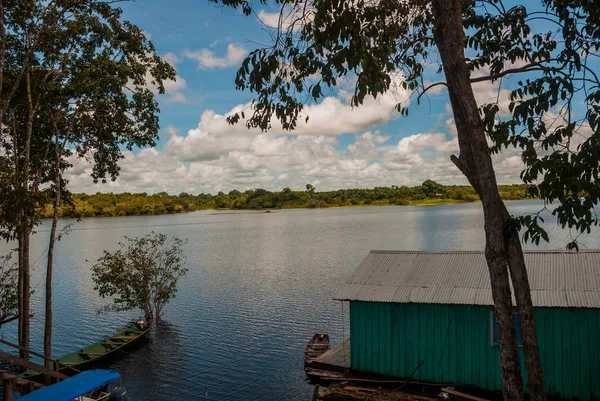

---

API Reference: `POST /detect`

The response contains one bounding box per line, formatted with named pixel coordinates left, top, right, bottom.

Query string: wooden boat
left=21, top=321, right=149, bottom=382
left=19, top=369, right=127, bottom=401
left=304, top=332, right=330, bottom=365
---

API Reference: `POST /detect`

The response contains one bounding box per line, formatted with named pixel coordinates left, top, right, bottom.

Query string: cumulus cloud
left=63, top=76, right=535, bottom=195
left=184, top=43, right=247, bottom=69
left=185, top=81, right=409, bottom=143
left=65, top=122, right=533, bottom=195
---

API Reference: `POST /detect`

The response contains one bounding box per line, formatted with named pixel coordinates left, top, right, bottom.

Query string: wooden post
left=2, top=375, right=14, bottom=401
left=312, top=385, right=319, bottom=401
left=25, top=379, right=35, bottom=394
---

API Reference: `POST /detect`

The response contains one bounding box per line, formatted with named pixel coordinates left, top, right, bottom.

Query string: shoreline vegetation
left=41, top=180, right=535, bottom=219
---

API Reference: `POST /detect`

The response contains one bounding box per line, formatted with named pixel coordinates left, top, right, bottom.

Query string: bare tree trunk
left=17, top=231, right=24, bottom=359
left=504, top=210, right=546, bottom=401
left=429, top=0, right=538, bottom=399
left=44, top=136, right=61, bottom=369
left=21, top=226, right=30, bottom=360
left=19, top=54, right=34, bottom=361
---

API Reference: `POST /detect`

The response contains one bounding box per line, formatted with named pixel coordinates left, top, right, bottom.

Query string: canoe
left=21, top=321, right=149, bottom=382
left=304, top=332, right=330, bottom=365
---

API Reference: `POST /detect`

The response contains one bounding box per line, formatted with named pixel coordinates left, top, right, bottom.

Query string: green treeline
left=42, top=180, right=534, bottom=218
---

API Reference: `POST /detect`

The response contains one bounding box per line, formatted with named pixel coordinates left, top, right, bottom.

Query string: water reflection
left=0, top=201, right=599, bottom=400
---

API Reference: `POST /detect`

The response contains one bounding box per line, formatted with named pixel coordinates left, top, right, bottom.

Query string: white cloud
left=257, top=10, right=282, bottom=29
left=184, top=44, right=247, bottom=69
left=165, top=125, right=179, bottom=136
left=141, top=68, right=189, bottom=104
left=257, top=6, right=311, bottom=32
left=209, top=37, right=231, bottom=48
left=163, top=75, right=189, bottom=103
left=63, top=74, right=538, bottom=195
left=187, top=80, right=409, bottom=142
left=162, top=52, right=181, bottom=66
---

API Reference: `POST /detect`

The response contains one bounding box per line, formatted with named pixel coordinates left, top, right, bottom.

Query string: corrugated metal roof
left=334, top=250, right=600, bottom=308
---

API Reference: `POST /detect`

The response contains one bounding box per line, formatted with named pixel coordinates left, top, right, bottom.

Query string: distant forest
left=42, top=180, right=535, bottom=218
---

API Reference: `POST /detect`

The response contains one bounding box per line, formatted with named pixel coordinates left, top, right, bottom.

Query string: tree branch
left=0, top=315, right=18, bottom=326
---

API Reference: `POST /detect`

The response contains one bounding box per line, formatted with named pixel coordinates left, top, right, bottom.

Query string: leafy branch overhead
left=212, top=0, right=600, bottom=249
left=91, top=232, right=188, bottom=321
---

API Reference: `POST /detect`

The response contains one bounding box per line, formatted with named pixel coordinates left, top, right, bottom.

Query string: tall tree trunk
left=18, top=221, right=31, bottom=360
left=17, top=231, right=24, bottom=359
left=21, top=226, right=30, bottom=360
left=429, top=0, right=543, bottom=399
left=19, top=55, right=34, bottom=361
left=44, top=137, right=61, bottom=369
left=504, top=212, right=546, bottom=401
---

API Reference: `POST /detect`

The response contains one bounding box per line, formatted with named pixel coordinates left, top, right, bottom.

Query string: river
left=0, top=201, right=598, bottom=400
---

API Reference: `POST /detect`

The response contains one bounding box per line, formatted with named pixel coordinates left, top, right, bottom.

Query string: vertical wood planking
left=349, top=301, right=600, bottom=400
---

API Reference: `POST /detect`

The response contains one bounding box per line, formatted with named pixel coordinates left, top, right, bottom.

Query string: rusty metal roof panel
left=335, top=250, right=600, bottom=308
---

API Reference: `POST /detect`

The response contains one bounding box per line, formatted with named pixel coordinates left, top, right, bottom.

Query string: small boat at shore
left=304, top=332, right=330, bottom=365
left=21, top=321, right=149, bottom=382
left=19, top=369, right=127, bottom=401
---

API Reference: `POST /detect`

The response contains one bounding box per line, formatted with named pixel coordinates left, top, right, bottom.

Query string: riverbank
left=40, top=182, right=532, bottom=219
left=42, top=197, right=520, bottom=219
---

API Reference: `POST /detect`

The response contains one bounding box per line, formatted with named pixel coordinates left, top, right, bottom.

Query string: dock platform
left=309, top=338, right=350, bottom=372
left=1, top=369, right=45, bottom=399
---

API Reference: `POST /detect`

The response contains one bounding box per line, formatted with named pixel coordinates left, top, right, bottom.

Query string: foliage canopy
left=40, top=183, right=532, bottom=217
left=0, top=0, right=176, bottom=241
left=91, top=232, right=188, bottom=322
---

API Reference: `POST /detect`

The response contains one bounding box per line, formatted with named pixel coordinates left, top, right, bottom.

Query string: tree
left=0, top=0, right=175, bottom=361
left=0, top=253, right=18, bottom=325
left=210, top=0, right=600, bottom=399
left=91, top=232, right=188, bottom=322
left=421, top=179, right=443, bottom=198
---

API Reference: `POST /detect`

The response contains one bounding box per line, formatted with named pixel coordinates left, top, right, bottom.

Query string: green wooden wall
left=349, top=301, right=600, bottom=400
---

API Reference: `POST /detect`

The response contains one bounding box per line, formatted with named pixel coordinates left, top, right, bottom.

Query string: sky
left=64, top=0, right=533, bottom=195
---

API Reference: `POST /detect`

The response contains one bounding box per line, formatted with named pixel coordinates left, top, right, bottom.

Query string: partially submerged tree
left=211, top=0, right=600, bottom=399
left=91, top=232, right=188, bottom=322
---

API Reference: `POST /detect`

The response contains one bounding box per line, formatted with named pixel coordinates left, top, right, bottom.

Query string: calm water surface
left=1, top=201, right=599, bottom=400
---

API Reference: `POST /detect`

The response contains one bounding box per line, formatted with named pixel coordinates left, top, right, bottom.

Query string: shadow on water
left=110, top=320, right=188, bottom=399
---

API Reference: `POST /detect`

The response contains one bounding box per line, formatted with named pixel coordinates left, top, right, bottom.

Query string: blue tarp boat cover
left=19, top=369, right=121, bottom=401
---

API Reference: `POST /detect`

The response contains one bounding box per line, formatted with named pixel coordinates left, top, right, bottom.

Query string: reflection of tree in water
left=109, top=320, right=192, bottom=399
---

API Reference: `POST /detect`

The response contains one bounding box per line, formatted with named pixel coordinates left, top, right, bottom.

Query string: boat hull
left=22, top=324, right=149, bottom=382
left=304, top=332, right=331, bottom=365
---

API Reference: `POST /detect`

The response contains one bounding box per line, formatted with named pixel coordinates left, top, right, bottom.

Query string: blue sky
left=65, top=0, right=569, bottom=195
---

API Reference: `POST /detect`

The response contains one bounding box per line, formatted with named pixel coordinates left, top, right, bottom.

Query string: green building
left=335, top=250, right=600, bottom=400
